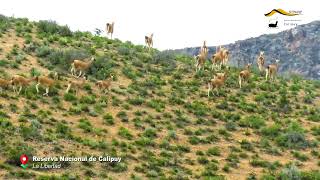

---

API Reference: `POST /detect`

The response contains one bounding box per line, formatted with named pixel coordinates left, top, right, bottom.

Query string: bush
left=143, top=128, right=157, bottom=139
left=239, top=115, right=265, bottom=129
left=37, top=20, right=72, bottom=36
left=147, top=99, right=165, bottom=112
left=118, top=127, right=133, bottom=140
left=35, top=46, right=51, bottom=57
left=64, top=93, right=77, bottom=102
left=19, top=124, right=41, bottom=140
left=103, top=113, right=114, bottom=125
left=117, top=111, right=128, bottom=122
left=128, top=97, right=145, bottom=105
left=276, top=132, right=309, bottom=149
left=207, top=147, right=221, bottom=156
left=56, top=121, right=71, bottom=138
left=279, top=165, right=301, bottom=180
left=78, top=118, right=93, bottom=133
left=261, top=124, right=281, bottom=138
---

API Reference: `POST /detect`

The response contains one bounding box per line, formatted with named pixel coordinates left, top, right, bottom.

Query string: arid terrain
left=0, top=15, right=320, bottom=179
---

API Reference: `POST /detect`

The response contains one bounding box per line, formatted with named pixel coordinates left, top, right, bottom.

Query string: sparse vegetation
left=0, top=14, right=319, bottom=179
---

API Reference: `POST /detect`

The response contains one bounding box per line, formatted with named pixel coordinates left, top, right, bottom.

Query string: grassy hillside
left=0, top=15, right=320, bottom=180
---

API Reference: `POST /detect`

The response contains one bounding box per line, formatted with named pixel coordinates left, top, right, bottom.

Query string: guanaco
left=70, top=57, right=95, bottom=78
left=239, top=63, right=252, bottom=88
left=257, top=51, right=265, bottom=74
left=266, top=59, right=280, bottom=81
left=95, top=74, right=114, bottom=94
left=145, top=33, right=153, bottom=51
left=211, top=48, right=225, bottom=70
left=200, top=41, right=208, bottom=57
left=106, top=22, right=114, bottom=39
left=195, top=52, right=207, bottom=72
left=11, top=75, right=34, bottom=94
left=208, top=72, right=227, bottom=97
left=35, top=76, right=55, bottom=96
left=65, top=76, right=86, bottom=95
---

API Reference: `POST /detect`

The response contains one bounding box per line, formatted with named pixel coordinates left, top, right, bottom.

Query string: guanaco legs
left=11, top=75, right=34, bottom=94
left=239, top=63, right=252, bottom=88
left=96, top=74, right=114, bottom=94
left=145, top=33, right=153, bottom=51
left=257, top=51, right=265, bottom=75
left=0, top=78, right=12, bottom=93
left=207, top=72, right=227, bottom=97
left=106, top=22, right=114, bottom=39
left=65, top=76, right=86, bottom=95
left=35, top=76, right=55, bottom=96
left=70, top=57, right=95, bottom=78
left=266, top=59, right=280, bottom=81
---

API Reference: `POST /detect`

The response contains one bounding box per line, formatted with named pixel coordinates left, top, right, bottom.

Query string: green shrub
left=103, top=113, right=114, bottom=125
left=207, top=147, right=221, bottom=156
left=37, top=20, right=72, bottom=36
left=78, top=118, right=93, bottom=133
left=143, top=128, right=157, bottom=139
left=239, top=115, right=265, bottom=129
left=56, top=121, right=71, bottom=138
left=292, top=151, right=309, bottom=161
left=64, top=93, right=77, bottom=102
left=35, top=46, right=51, bottom=57
left=128, top=97, right=145, bottom=105
left=261, top=124, right=281, bottom=138
left=279, top=165, right=301, bottom=180
left=276, top=132, right=309, bottom=149
left=117, top=111, right=128, bottom=122
left=118, top=127, right=133, bottom=140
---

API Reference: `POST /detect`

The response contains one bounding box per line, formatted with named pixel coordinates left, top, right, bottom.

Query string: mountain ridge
left=171, top=21, right=320, bottom=79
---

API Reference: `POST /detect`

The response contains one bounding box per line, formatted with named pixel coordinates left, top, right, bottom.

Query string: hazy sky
left=1, top=0, right=319, bottom=50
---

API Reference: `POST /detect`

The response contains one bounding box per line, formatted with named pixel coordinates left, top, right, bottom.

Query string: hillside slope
left=0, top=15, right=320, bottom=180
left=172, top=21, right=320, bottom=79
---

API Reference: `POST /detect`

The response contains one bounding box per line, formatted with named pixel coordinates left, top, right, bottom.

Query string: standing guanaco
left=35, top=76, right=55, bottom=96
left=106, top=22, right=115, bottom=39
left=257, top=51, right=265, bottom=75
left=266, top=59, right=280, bottom=81
left=11, top=75, right=34, bottom=94
left=95, top=74, right=114, bottom=94
left=239, top=63, right=252, bottom=88
left=65, top=76, right=87, bottom=95
left=208, top=72, right=227, bottom=97
left=145, top=33, right=153, bottom=51
left=70, top=57, right=95, bottom=78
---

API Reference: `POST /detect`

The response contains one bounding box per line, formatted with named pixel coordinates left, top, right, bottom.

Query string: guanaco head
left=246, top=63, right=252, bottom=69
left=275, top=59, right=280, bottom=64
left=260, top=51, right=264, bottom=56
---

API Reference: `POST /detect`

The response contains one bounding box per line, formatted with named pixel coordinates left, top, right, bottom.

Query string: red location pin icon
left=20, top=154, right=28, bottom=165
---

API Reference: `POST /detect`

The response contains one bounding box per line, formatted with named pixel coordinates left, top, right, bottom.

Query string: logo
left=265, top=9, right=300, bottom=17
left=20, top=154, right=29, bottom=169
left=264, top=9, right=303, bottom=29
left=268, top=20, right=278, bottom=28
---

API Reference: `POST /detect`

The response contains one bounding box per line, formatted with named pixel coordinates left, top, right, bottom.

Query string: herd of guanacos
left=0, top=21, right=280, bottom=98
left=195, top=41, right=280, bottom=97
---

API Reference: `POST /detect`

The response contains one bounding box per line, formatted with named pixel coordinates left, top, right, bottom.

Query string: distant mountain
left=171, top=21, right=320, bottom=79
